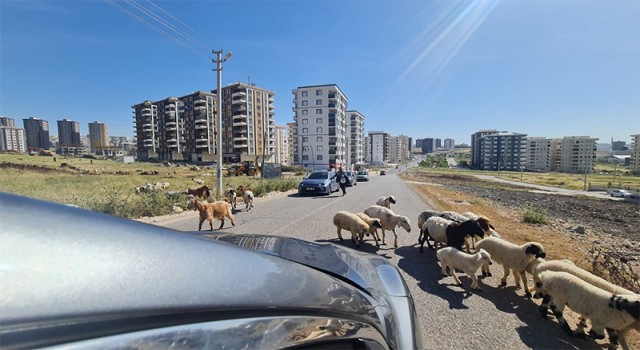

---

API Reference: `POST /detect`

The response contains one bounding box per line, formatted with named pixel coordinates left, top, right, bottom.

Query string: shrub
left=523, top=205, right=548, bottom=224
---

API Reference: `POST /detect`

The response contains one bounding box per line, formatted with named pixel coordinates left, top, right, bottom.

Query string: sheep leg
left=381, top=229, right=386, bottom=246
left=519, top=271, right=532, bottom=297
left=617, top=327, right=631, bottom=350
left=464, top=236, right=471, bottom=253
left=392, top=228, right=398, bottom=248
left=418, top=227, right=423, bottom=245
left=539, top=294, right=552, bottom=319
left=208, top=215, right=214, bottom=231
left=336, top=227, right=344, bottom=241
left=470, top=273, right=481, bottom=290
left=440, top=260, right=449, bottom=276
left=500, top=266, right=511, bottom=286
left=549, top=302, right=574, bottom=336
left=198, top=216, right=205, bottom=231
left=606, top=328, right=619, bottom=350
left=218, top=217, right=225, bottom=230
left=481, top=262, right=492, bottom=277
left=574, top=316, right=589, bottom=338
left=449, top=265, right=462, bottom=286
left=228, top=213, right=235, bottom=226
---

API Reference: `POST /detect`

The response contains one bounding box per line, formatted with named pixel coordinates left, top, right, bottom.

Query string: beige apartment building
left=274, top=125, right=288, bottom=165
left=291, top=84, right=349, bottom=170
left=556, top=136, right=598, bottom=173
left=0, top=117, right=27, bottom=153
left=287, top=122, right=296, bottom=167
left=88, top=121, right=109, bottom=153
left=526, top=137, right=553, bottom=171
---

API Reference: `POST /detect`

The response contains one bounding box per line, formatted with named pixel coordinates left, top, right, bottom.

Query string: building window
left=317, top=155, right=323, bottom=161
left=303, top=155, right=309, bottom=160
left=317, top=136, right=323, bottom=142
left=301, top=91, right=308, bottom=97
left=302, top=128, right=308, bottom=133
left=316, top=118, right=323, bottom=124
left=303, top=137, right=308, bottom=142
left=316, top=90, right=322, bottom=96
left=316, top=109, right=322, bottom=115
left=316, top=127, right=322, bottom=133
left=316, top=99, right=322, bottom=105
left=317, top=146, right=323, bottom=152
left=302, top=100, right=308, bottom=106
left=302, top=119, right=308, bottom=124
left=302, top=109, right=308, bottom=115
left=303, top=146, right=309, bottom=151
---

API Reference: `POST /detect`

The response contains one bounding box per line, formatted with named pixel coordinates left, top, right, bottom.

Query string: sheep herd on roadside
left=185, top=184, right=255, bottom=232
left=332, top=195, right=639, bottom=350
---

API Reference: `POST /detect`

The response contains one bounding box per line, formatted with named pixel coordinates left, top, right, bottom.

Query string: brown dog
left=188, top=199, right=235, bottom=231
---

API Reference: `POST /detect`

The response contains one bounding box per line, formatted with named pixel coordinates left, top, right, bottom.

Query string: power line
left=104, top=0, right=209, bottom=58
left=145, top=0, right=215, bottom=48
left=125, top=0, right=211, bottom=52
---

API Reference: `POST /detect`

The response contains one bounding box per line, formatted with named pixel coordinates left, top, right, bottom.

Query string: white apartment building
left=346, top=110, right=365, bottom=166
left=287, top=122, right=296, bottom=167
left=388, top=135, right=410, bottom=163
left=0, top=125, right=27, bottom=153
left=292, top=84, right=348, bottom=170
left=363, top=136, right=370, bottom=164
left=526, top=137, right=553, bottom=171
left=629, top=134, right=639, bottom=174
left=557, top=136, right=598, bottom=173
left=368, top=131, right=389, bottom=165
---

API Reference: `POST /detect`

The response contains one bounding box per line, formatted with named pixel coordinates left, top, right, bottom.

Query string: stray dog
left=188, top=198, right=235, bottom=231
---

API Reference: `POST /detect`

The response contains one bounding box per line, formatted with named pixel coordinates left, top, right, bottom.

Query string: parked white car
left=609, top=189, right=631, bottom=198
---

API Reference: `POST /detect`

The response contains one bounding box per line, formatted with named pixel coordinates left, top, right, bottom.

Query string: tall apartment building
left=133, top=91, right=217, bottom=161
left=631, top=134, right=640, bottom=174
left=479, top=132, right=527, bottom=171
left=526, top=137, right=553, bottom=171
left=1, top=116, right=16, bottom=128
left=389, top=135, right=410, bottom=162
left=23, top=117, right=51, bottom=150
left=346, top=110, right=366, bottom=166
left=57, top=119, right=82, bottom=147
left=557, top=136, right=598, bottom=173
left=471, top=129, right=498, bottom=169
left=368, top=131, right=389, bottom=165
left=88, top=121, right=109, bottom=152
left=363, top=136, right=370, bottom=164
left=217, top=82, right=276, bottom=163
left=292, top=84, right=348, bottom=170
left=274, top=125, right=288, bottom=165
left=287, top=122, right=296, bottom=167
left=444, top=138, right=455, bottom=150
left=421, top=138, right=435, bottom=154
left=0, top=125, right=27, bottom=153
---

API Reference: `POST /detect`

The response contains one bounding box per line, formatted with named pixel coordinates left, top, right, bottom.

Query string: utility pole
left=212, top=50, right=232, bottom=199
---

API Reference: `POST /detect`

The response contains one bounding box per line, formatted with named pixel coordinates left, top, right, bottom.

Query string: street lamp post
left=212, top=49, right=232, bottom=199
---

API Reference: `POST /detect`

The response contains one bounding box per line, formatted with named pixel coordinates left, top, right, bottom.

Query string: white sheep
left=376, top=195, right=397, bottom=209
left=437, top=247, right=493, bottom=290
left=242, top=190, right=254, bottom=211
left=363, top=205, right=411, bottom=248
left=355, top=212, right=383, bottom=245
left=536, top=270, right=639, bottom=350
left=528, top=258, right=637, bottom=345
left=474, top=236, right=546, bottom=297
left=333, top=211, right=381, bottom=247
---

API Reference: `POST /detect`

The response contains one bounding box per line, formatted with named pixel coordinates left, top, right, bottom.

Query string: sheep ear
left=489, top=224, right=495, bottom=229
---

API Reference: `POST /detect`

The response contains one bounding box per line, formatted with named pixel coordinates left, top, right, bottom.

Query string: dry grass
left=410, top=182, right=639, bottom=349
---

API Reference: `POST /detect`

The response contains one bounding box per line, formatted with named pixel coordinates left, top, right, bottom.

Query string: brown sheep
left=187, top=185, right=211, bottom=200
left=188, top=199, right=235, bottom=231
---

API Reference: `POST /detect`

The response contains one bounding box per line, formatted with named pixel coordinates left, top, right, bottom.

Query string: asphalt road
left=156, top=168, right=599, bottom=350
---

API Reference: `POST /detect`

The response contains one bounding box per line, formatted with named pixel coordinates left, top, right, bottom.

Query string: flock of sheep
left=332, top=196, right=639, bottom=350
left=186, top=184, right=255, bottom=231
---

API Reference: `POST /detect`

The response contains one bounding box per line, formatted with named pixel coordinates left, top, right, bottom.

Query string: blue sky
left=1, top=0, right=638, bottom=145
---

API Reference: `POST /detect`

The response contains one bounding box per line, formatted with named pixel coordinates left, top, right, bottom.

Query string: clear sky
left=1, top=0, right=639, bottom=145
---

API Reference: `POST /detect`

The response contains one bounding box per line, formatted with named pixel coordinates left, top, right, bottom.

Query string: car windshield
left=347, top=171, right=353, bottom=176
left=306, top=172, right=328, bottom=180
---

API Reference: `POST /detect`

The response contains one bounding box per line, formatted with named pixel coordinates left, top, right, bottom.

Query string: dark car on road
left=298, top=170, right=339, bottom=195
left=0, top=192, right=422, bottom=350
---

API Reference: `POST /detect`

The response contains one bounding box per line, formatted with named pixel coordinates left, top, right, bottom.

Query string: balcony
left=233, top=114, right=247, bottom=121
left=233, top=121, right=248, bottom=127
left=195, top=118, right=208, bottom=124
left=232, top=98, right=247, bottom=105
left=195, top=143, right=209, bottom=149
left=233, top=142, right=248, bottom=149
left=194, top=105, right=207, bottom=111
left=195, top=125, right=207, bottom=130
left=234, top=136, right=248, bottom=141
left=166, top=126, right=177, bottom=131
left=232, top=91, right=246, bottom=98
left=166, top=121, right=177, bottom=127
left=194, top=99, right=207, bottom=105
left=165, top=111, right=176, bottom=116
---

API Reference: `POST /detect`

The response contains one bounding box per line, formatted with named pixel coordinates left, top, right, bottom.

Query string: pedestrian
left=333, top=166, right=348, bottom=196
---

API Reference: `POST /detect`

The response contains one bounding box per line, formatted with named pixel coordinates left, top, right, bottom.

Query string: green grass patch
left=523, top=205, right=548, bottom=225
